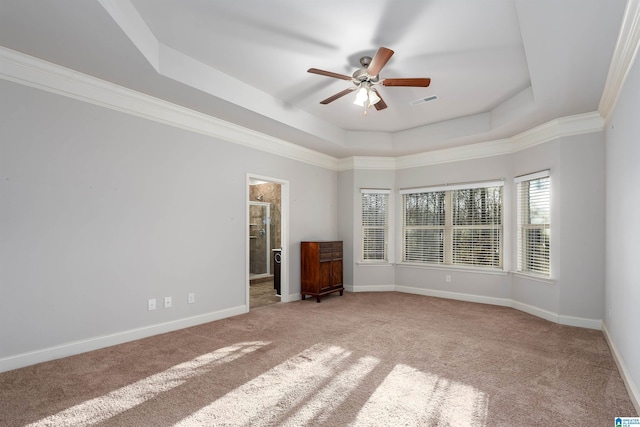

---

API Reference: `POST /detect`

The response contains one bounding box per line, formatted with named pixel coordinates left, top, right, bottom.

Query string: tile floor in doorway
left=250, top=277, right=280, bottom=309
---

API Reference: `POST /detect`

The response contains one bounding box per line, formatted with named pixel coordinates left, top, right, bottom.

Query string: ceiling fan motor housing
left=353, top=56, right=379, bottom=83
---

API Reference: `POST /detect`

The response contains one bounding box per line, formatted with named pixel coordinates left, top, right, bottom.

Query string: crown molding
left=599, top=0, right=640, bottom=121
left=394, top=138, right=513, bottom=170
left=0, top=47, right=615, bottom=173
left=337, top=156, right=396, bottom=171
left=0, top=47, right=339, bottom=171
left=346, top=111, right=605, bottom=171
left=511, top=111, right=604, bottom=153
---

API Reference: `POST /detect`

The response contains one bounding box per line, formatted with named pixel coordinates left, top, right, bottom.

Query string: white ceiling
left=0, top=0, right=627, bottom=158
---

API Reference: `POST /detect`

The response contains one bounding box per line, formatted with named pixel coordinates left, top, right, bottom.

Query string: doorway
left=247, top=174, right=289, bottom=309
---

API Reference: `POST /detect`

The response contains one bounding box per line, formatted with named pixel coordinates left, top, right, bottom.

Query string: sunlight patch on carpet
left=278, top=355, right=380, bottom=426
left=26, top=341, right=269, bottom=427
left=352, top=364, right=488, bottom=426
left=175, top=343, right=353, bottom=426
left=27, top=342, right=488, bottom=426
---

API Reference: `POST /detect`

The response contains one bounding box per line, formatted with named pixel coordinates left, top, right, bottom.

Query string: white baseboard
left=349, top=284, right=395, bottom=293
left=602, top=322, right=640, bottom=415
left=396, top=285, right=512, bottom=308
left=351, top=284, right=602, bottom=330
left=287, top=293, right=302, bottom=302
left=558, top=314, right=602, bottom=330
left=511, top=300, right=560, bottom=323
left=0, top=305, right=247, bottom=373
left=510, top=301, right=602, bottom=330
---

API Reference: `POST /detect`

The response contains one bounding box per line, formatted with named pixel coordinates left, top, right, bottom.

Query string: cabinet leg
left=302, top=295, right=306, bottom=300
left=340, top=290, right=344, bottom=296
left=316, top=296, right=321, bottom=303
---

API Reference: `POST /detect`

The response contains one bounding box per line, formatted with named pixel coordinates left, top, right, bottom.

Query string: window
left=361, top=189, right=390, bottom=261
left=403, top=191, right=445, bottom=263
left=516, top=171, right=550, bottom=276
left=401, top=181, right=503, bottom=269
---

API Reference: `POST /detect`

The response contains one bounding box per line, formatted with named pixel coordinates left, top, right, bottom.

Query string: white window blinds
left=402, top=191, right=446, bottom=263
left=361, top=189, right=390, bottom=261
left=451, top=186, right=503, bottom=267
left=401, top=181, right=503, bottom=268
left=516, top=171, right=551, bottom=276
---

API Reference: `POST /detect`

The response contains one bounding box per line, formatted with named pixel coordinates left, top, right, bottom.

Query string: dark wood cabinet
left=301, top=241, right=344, bottom=303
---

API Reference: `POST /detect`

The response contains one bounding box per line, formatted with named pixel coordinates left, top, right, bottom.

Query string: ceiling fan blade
left=307, top=68, right=353, bottom=81
left=382, top=78, right=431, bottom=87
left=320, top=88, right=356, bottom=104
left=372, top=89, right=387, bottom=111
left=367, top=47, right=394, bottom=76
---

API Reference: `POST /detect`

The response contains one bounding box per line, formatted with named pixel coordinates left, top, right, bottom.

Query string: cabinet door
left=301, top=242, right=319, bottom=292
left=330, top=259, right=343, bottom=287
left=319, top=261, right=332, bottom=291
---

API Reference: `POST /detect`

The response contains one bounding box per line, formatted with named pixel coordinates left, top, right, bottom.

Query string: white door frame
left=246, top=173, right=290, bottom=308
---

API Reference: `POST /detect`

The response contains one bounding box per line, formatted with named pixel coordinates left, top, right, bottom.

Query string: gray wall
left=0, top=80, right=338, bottom=369
left=339, top=168, right=397, bottom=291
left=393, top=155, right=513, bottom=304
left=353, top=169, right=396, bottom=290
left=337, top=169, right=355, bottom=288
left=512, top=133, right=606, bottom=325
left=346, top=135, right=606, bottom=327
left=605, top=50, right=640, bottom=406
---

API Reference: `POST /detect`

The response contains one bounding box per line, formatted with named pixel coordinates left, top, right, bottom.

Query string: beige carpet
left=0, top=292, right=636, bottom=426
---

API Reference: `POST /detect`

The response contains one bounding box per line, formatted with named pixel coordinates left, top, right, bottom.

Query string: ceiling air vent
left=410, top=95, right=439, bottom=106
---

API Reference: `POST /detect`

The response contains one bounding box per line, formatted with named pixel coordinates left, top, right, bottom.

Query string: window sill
left=397, top=262, right=508, bottom=276
left=357, top=261, right=393, bottom=267
left=511, top=272, right=556, bottom=284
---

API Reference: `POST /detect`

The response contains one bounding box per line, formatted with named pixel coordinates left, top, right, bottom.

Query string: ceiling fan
left=307, top=47, right=431, bottom=113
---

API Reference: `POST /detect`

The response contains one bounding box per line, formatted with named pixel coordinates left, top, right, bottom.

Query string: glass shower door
left=249, top=202, right=271, bottom=278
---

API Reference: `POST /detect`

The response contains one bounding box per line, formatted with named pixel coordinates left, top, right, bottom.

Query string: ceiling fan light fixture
left=353, top=86, right=368, bottom=106
left=368, top=89, right=381, bottom=106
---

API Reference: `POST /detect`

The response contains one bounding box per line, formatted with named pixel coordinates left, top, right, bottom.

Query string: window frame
left=515, top=170, right=551, bottom=278
left=400, top=180, right=504, bottom=270
left=360, top=189, right=391, bottom=263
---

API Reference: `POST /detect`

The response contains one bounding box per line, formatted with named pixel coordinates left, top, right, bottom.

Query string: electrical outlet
left=148, top=298, right=157, bottom=311
left=188, top=293, right=195, bottom=304
left=164, top=296, right=172, bottom=308
left=445, top=274, right=452, bottom=283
